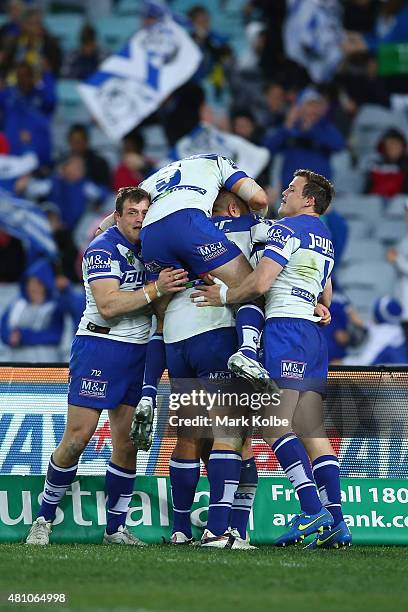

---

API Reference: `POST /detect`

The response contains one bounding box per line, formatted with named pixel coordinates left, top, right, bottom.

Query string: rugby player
left=192, top=170, right=352, bottom=549
left=138, top=154, right=273, bottom=389
left=164, top=189, right=268, bottom=549
left=25, top=187, right=188, bottom=546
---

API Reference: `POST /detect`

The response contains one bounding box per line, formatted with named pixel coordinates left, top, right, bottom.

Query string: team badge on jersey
left=125, top=250, right=136, bottom=266
left=281, top=360, right=307, bottom=379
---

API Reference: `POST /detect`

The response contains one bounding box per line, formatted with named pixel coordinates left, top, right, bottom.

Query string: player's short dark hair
left=294, top=169, right=335, bottom=215
left=115, top=186, right=150, bottom=215
left=212, top=188, right=248, bottom=216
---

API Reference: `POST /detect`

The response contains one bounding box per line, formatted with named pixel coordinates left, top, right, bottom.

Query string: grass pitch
left=0, top=544, right=406, bottom=612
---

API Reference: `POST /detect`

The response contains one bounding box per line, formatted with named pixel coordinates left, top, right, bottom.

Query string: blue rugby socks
left=230, top=456, right=258, bottom=539
left=235, top=304, right=264, bottom=360
left=206, top=450, right=242, bottom=536
left=170, top=457, right=200, bottom=538
left=105, top=462, right=136, bottom=535
left=272, top=434, right=321, bottom=515
left=38, top=455, right=78, bottom=522
left=141, top=332, right=166, bottom=404
left=312, top=455, right=344, bottom=525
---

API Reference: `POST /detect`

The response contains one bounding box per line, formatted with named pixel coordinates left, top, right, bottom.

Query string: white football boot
left=170, top=531, right=193, bottom=545
left=25, top=517, right=52, bottom=545
left=200, top=528, right=257, bottom=549
left=130, top=397, right=154, bottom=451
left=227, top=351, right=279, bottom=394
left=103, top=525, right=147, bottom=545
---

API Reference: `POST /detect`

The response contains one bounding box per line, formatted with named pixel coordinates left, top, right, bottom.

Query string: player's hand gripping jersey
left=140, top=155, right=247, bottom=227
left=260, top=215, right=334, bottom=321
left=77, top=226, right=151, bottom=343
left=163, top=215, right=272, bottom=343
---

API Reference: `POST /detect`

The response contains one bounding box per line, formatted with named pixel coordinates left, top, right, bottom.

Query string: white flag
left=78, top=17, right=202, bottom=141
left=173, top=123, right=270, bottom=179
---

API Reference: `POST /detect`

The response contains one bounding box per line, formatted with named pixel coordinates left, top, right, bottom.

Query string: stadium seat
left=350, top=104, right=408, bottom=161
left=341, top=239, right=385, bottom=266
left=55, top=79, right=91, bottom=124
left=385, top=194, right=408, bottom=220
left=346, top=218, right=372, bottom=243
left=141, top=124, right=169, bottom=161
left=116, top=0, right=140, bottom=15
left=45, top=14, right=84, bottom=51
left=334, top=194, right=383, bottom=227
left=95, top=16, right=139, bottom=51
left=375, top=219, right=407, bottom=245
left=337, top=261, right=397, bottom=295
left=344, top=286, right=378, bottom=321
left=332, top=151, right=364, bottom=195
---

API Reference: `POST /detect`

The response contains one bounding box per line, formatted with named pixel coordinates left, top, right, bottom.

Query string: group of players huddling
left=26, top=154, right=352, bottom=550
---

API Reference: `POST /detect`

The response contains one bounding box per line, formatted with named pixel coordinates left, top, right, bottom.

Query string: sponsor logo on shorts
left=281, top=360, right=306, bottom=379
left=197, top=241, right=228, bottom=262
left=79, top=378, right=108, bottom=399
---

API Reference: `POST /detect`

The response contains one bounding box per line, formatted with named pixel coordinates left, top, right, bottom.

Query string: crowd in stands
left=0, top=0, right=408, bottom=365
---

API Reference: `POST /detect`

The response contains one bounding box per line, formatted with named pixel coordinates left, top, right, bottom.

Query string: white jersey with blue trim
left=163, top=215, right=272, bottom=343
left=262, top=215, right=335, bottom=321
left=77, top=226, right=151, bottom=343
left=141, top=155, right=247, bottom=227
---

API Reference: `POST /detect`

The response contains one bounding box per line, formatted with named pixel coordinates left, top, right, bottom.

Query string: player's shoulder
left=273, top=215, right=331, bottom=238
left=212, top=213, right=259, bottom=233
left=85, top=226, right=131, bottom=259
left=86, top=227, right=117, bottom=254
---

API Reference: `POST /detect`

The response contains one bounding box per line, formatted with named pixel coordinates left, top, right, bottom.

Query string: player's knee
left=63, top=433, right=91, bottom=461
left=113, top=438, right=137, bottom=463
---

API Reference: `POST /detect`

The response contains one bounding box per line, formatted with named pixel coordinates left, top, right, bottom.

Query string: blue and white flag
left=172, top=123, right=270, bottom=179
left=78, top=16, right=202, bottom=141
left=284, top=0, right=343, bottom=83
left=0, top=189, right=57, bottom=259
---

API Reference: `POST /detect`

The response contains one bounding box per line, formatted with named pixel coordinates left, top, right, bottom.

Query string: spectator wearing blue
left=24, top=154, right=110, bottom=231
left=0, top=258, right=84, bottom=362
left=0, top=0, right=25, bottom=49
left=344, top=0, right=408, bottom=54
left=0, top=62, right=55, bottom=168
left=343, top=296, right=408, bottom=366
left=263, top=87, right=345, bottom=190
left=187, top=5, right=232, bottom=89
left=63, top=23, right=107, bottom=81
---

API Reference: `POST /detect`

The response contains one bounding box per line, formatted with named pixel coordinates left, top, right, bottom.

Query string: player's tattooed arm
left=191, top=258, right=282, bottom=307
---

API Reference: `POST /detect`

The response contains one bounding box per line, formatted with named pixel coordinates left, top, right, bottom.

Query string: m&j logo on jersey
left=267, top=225, right=293, bottom=250
left=281, top=360, right=307, bottom=379
left=79, top=378, right=108, bottom=399
left=86, top=249, right=112, bottom=272
left=197, top=241, right=228, bottom=262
